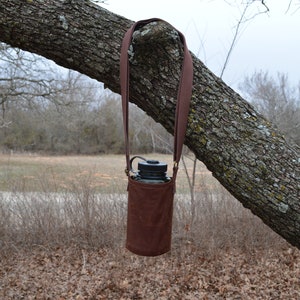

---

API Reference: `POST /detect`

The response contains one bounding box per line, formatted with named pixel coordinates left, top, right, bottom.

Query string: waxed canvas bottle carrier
left=120, top=18, right=193, bottom=256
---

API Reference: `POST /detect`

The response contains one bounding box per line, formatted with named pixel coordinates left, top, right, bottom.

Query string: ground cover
left=0, top=153, right=299, bottom=299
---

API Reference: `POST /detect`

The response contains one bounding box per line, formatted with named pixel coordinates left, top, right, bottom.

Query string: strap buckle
left=124, top=168, right=130, bottom=176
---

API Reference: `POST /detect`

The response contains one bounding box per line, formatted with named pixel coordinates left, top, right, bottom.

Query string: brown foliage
left=0, top=246, right=299, bottom=299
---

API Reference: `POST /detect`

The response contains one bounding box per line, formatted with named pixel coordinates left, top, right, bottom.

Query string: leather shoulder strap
left=120, top=18, right=193, bottom=176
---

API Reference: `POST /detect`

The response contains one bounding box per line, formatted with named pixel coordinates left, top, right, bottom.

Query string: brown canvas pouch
left=120, top=18, right=193, bottom=256
left=126, top=177, right=175, bottom=256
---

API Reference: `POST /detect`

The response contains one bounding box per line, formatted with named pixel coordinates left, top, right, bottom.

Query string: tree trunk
left=0, top=0, right=299, bottom=249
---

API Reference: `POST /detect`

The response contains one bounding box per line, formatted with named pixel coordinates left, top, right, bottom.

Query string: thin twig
left=220, top=0, right=269, bottom=78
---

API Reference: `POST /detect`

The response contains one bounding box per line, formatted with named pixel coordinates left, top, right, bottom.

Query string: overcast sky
left=100, top=0, right=300, bottom=91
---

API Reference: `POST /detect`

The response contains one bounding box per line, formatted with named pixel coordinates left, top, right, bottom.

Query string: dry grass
left=0, top=153, right=286, bottom=253
left=0, top=153, right=299, bottom=298
left=0, top=153, right=213, bottom=192
left=0, top=154, right=128, bottom=192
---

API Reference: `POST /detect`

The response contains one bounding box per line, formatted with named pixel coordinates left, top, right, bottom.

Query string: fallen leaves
left=0, top=245, right=299, bottom=299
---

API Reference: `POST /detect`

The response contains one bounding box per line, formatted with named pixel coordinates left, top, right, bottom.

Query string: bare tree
left=0, top=1, right=299, bottom=249
left=239, top=71, right=300, bottom=146
left=0, top=44, right=72, bottom=130
left=0, top=45, right=61, bottom=103
left=0, top=46, right=109, bottom=152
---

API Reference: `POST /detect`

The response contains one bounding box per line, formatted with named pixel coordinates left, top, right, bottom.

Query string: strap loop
left=120, top=18, right=193, bottom=177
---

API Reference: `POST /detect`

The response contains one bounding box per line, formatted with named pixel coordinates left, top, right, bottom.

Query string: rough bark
left=0, top=0, right=299, bottom=249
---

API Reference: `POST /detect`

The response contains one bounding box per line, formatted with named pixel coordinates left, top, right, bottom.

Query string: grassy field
left=0, top=153, right=299, bottom=299
left=0, top=153, right=213, bottom=193
left=0, top=154, right=129, bottom=192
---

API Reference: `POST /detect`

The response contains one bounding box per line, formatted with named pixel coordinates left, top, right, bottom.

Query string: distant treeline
left=0, top=95, right=172, bottom=155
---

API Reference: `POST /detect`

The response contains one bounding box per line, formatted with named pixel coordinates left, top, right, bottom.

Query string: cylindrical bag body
left=120, top=18, right=193, bottom=256
left=126, top=177, right=175, bottom=256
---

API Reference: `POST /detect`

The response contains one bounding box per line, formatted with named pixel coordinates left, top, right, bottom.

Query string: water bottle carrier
left=120, top=18, right=193, bottom=256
